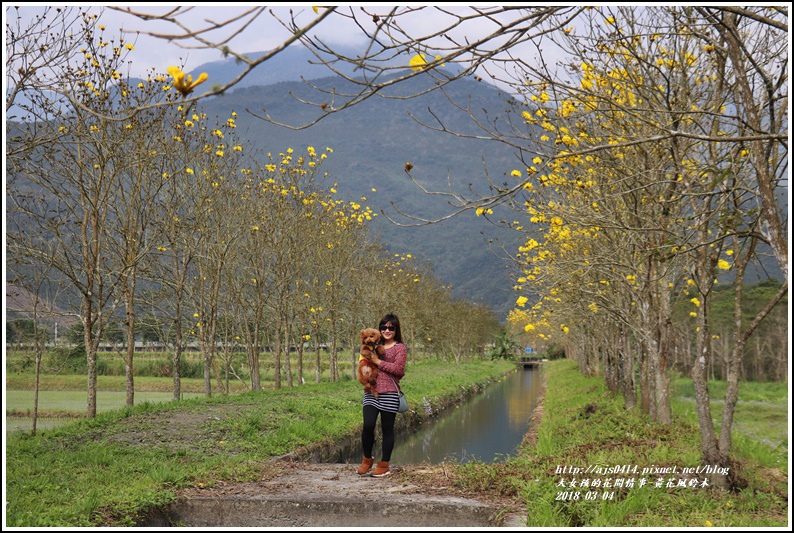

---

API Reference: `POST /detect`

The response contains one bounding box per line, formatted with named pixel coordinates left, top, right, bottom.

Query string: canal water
left=334, top=366, right=543, bottom=465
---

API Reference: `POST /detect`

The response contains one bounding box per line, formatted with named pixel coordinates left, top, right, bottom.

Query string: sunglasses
left=380, top=325, right=396, bottom=331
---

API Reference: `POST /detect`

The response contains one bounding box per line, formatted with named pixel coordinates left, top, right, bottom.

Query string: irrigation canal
left=333, top=365, right=544, bottom=465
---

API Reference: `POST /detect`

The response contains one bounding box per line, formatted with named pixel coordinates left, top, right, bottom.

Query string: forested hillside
left=192, top=47, right=532, bottom=317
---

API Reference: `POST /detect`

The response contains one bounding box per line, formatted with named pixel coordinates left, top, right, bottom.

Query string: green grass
left=669, top=375, right=788, bottom=468
left=5, top=359, right=515, bottom=526
left=4, top=358, right=788, bottom=527
left=5, top=373, right=253, bottom=392
left=437, top=360, right=788, bottom=527
left=6, top=390, right=206, bottom=419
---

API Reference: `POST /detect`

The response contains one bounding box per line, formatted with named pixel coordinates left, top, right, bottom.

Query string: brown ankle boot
left=371, top=461, right=391, bottom=477
left=357, top=457, right=374, bottom=475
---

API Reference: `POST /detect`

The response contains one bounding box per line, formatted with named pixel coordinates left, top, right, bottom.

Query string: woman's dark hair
left=378, top=313, right=403, bottom=343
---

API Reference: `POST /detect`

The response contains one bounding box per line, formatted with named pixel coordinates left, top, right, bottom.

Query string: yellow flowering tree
left=6, top=12, right=181, bottom=417
left=500, top=7, right=786, bottom=486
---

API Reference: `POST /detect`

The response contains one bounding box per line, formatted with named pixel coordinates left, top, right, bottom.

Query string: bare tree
left=6, top=12, right=154, bottom=416
left=105, top=79, right=177, bottom=408
left=6, top=6, right=88, bottom=114
left=5, top=250, right=66, bottom=435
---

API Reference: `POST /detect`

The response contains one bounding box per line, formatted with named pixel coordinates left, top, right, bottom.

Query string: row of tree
left=5, top=9, right=501, bottom=427
left=217, top=6, right=786, bottom=488
left=480, top=8, right=787, bottom=488
left=6, top=6, right=788, bottom=486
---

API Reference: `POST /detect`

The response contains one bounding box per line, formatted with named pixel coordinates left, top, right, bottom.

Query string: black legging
left=362, top=404, right=397, bottom=462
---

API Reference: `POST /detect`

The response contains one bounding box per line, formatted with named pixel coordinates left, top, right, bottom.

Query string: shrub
left=45, top=345, right=87, bottom=373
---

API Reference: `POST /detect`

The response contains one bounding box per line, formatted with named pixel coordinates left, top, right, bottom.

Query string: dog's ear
left=360, top=329, right=367, bottom=343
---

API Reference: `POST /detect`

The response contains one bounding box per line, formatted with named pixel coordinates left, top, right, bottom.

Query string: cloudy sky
left=98, top=4, right=368, bottom=74
left=6, top=4, right=564, bottom=84
left=6, top=4, right=366, bottom=76
left=6, top=4, right=491, bottom=76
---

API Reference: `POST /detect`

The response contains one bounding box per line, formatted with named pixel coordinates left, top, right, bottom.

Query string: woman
left=356, top=313, right=407, bottom=477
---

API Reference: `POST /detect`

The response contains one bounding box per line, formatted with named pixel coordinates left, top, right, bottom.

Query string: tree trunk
left=172, top=308, right=183, bottom=401
left=314, top=328, right=322, bottom=384
left=691, top=327, right=726, bottom=489
left=638, top=340, right=650, bottom=415
left=618, top=328, right=636, bottom=410
left=249, top=308, right=262, bottom=391
left=654, top=319, right=672, bottom=424
left=274, top=324, right=282, bottom=389
left=202, top=343, right=213, bottom=397
left=124, top=272, right=136, bottom=408
left=85, top=317, right=98, bottom=418
left=285, top=320, right=293, bottom=388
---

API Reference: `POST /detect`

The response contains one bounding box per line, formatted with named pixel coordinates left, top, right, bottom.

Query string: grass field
left=4, top=359, right=789, bottom=527
left=5, top=391, right=206, bottom=433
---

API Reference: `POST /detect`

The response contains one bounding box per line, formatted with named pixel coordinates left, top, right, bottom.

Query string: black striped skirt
left=362, top=391, right=400, bottom=413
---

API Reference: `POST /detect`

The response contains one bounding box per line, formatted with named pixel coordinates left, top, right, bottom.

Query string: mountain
left=188, top=46, right=786, bottom=316
left=187, top=45, right=465, bottom=93
left=191, top=46, right=529, bottom=318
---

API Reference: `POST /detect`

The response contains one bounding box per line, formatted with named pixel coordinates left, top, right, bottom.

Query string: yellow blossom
left=409, top=53, right=427, bottom=72
left=167, top=66, right=208, bottom=97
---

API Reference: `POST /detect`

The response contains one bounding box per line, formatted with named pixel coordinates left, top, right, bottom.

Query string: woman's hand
left=371, top=355, right=381, bottom=365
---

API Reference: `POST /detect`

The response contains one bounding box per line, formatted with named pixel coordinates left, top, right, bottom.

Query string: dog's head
left=360, top=327, right=381, bottom=346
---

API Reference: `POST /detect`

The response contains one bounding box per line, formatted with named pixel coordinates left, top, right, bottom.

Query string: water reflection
left=390, top=367, right=542, bottom=465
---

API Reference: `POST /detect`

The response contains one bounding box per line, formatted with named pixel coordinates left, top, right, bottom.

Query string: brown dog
left=358, top=328, right=385, bottom=397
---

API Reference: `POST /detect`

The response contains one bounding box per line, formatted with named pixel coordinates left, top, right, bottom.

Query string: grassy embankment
left=5, top=358, right=788, bottom=527
left=412, top=359, right=788, bottom=527
left=5, top=359, right=514, bottom=526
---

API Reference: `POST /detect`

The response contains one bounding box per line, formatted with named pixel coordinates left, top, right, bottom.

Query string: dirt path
left=144, top=461, right=527, bottom=527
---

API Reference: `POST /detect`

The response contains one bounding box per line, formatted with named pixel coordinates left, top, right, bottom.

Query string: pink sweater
left=374, top=342, right=407, bottom=394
